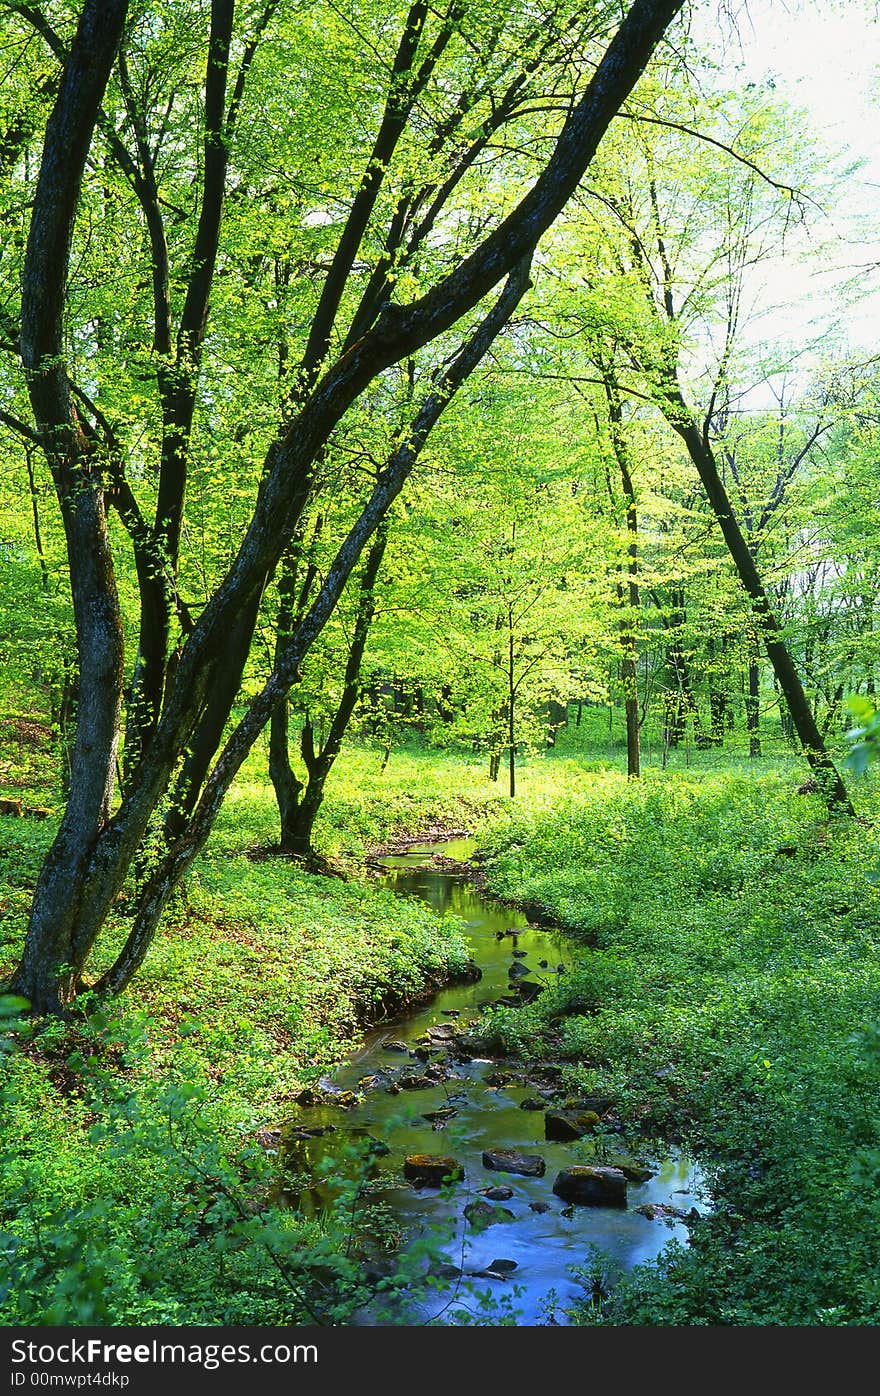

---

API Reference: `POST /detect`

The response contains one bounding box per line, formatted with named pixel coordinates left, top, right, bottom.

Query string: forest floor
left=2, top=721, right=880, bottom=1324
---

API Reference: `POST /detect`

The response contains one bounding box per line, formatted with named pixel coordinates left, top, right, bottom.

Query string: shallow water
left=284, top=841, right=706, bottom=1324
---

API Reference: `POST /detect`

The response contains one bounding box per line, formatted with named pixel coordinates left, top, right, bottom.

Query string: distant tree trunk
left=666, top=394, right=852, bottom=812
left=746, top=642, right=761, bottom=758
left=663, top=672, right=682, bottom=749
left=508, top=618, right=517, bottom=798
left=626, top=174, right=851, bottom=808
left=664, top=641, right=703, bottom=748
left=603, top=367, right=641, bottom=778
left=708, top=693, right=726, bottom=744
left=820, top=681, right=845, bottom=741
left=546, top=700, right=567, bottom=747
left=706, top=634, right=728, bottom=746
left=488, top=692, right=507, bottom=783
left=708, top=689, right=727, bottom=746
left=436, top=684, right=455, bottom=722
left=489, top=620, right=506, bottom=782
left=623, top=656, right=640, bottom=775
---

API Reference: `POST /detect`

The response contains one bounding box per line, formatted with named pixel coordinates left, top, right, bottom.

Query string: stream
left=281, top=839, right=706, bottom=1324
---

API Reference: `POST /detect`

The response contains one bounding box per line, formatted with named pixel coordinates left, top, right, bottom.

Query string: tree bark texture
left=11, top=0, right=130, bottom=1013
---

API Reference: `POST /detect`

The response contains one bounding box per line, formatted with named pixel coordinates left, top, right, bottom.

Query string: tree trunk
left=668, top=397, right=851, bottom=812
left=546, top=699, right=567, bottom=746
left=706, top=634, right=728, bottom=746
left=507, top=611, right=517, bottom=797
left=269, top=702, right=305, bottom=851
left=124, top=0, right=239, bottom=780
left=9, top=0, right=130, bottom=1012
left=664, top=642, right=702, bottom=748
left=747, top=645, right=761, bottom=758
left=663, top=672, right=683, bottom=749
left=163, top=593, right=264, bottom=844
left=436, top=684, right=455, bottom=722
left=270, top=524, right=389, bottom=857
left=709, top=686, right=727, bottom=746
left=603, top=366, right=640, bottom=777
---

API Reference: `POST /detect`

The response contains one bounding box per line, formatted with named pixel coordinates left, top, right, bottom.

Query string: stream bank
left=280, top=838, right=706, bottom=1324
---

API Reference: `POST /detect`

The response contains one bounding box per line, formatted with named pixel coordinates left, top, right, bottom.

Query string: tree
left=4, top=0, right=685, bottom=1013
left=550, top=81, right=854, bottom=806
left=596, top=357, right=642, bottom=775
left=269, top=519, right=389, bottom=858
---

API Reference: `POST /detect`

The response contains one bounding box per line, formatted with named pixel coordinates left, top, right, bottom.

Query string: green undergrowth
left=0, top=750, right=488, bottom=1325
left=473, top=770, right=880, bottom=1324
left=214, top=744, right=504, bottom=862
left=4, top=738, right=879, bottom=1325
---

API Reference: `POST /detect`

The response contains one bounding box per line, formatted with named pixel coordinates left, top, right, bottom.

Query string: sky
left=695, top=0, right=880, bottom=364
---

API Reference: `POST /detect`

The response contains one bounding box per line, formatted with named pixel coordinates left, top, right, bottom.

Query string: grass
left=0, top=739, right=494, bottom=1325
left=471, top=768, right=880, bottom=1324
left=2, top=710, right=877, bottom=1325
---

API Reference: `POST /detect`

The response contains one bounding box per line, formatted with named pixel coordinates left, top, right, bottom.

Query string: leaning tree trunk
left=92, top=264, right=536, bottom=997
left=163, top=593, right=264, bottom=844
left=667, top=394, right=852, bottom=812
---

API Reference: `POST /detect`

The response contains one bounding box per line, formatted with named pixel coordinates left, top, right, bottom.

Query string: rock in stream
left=482, top=1148, right=546, bottom=1177
left=403, top=1155, right=465, bottom=1187
left=552, top=1165, right=627, bottom=1206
